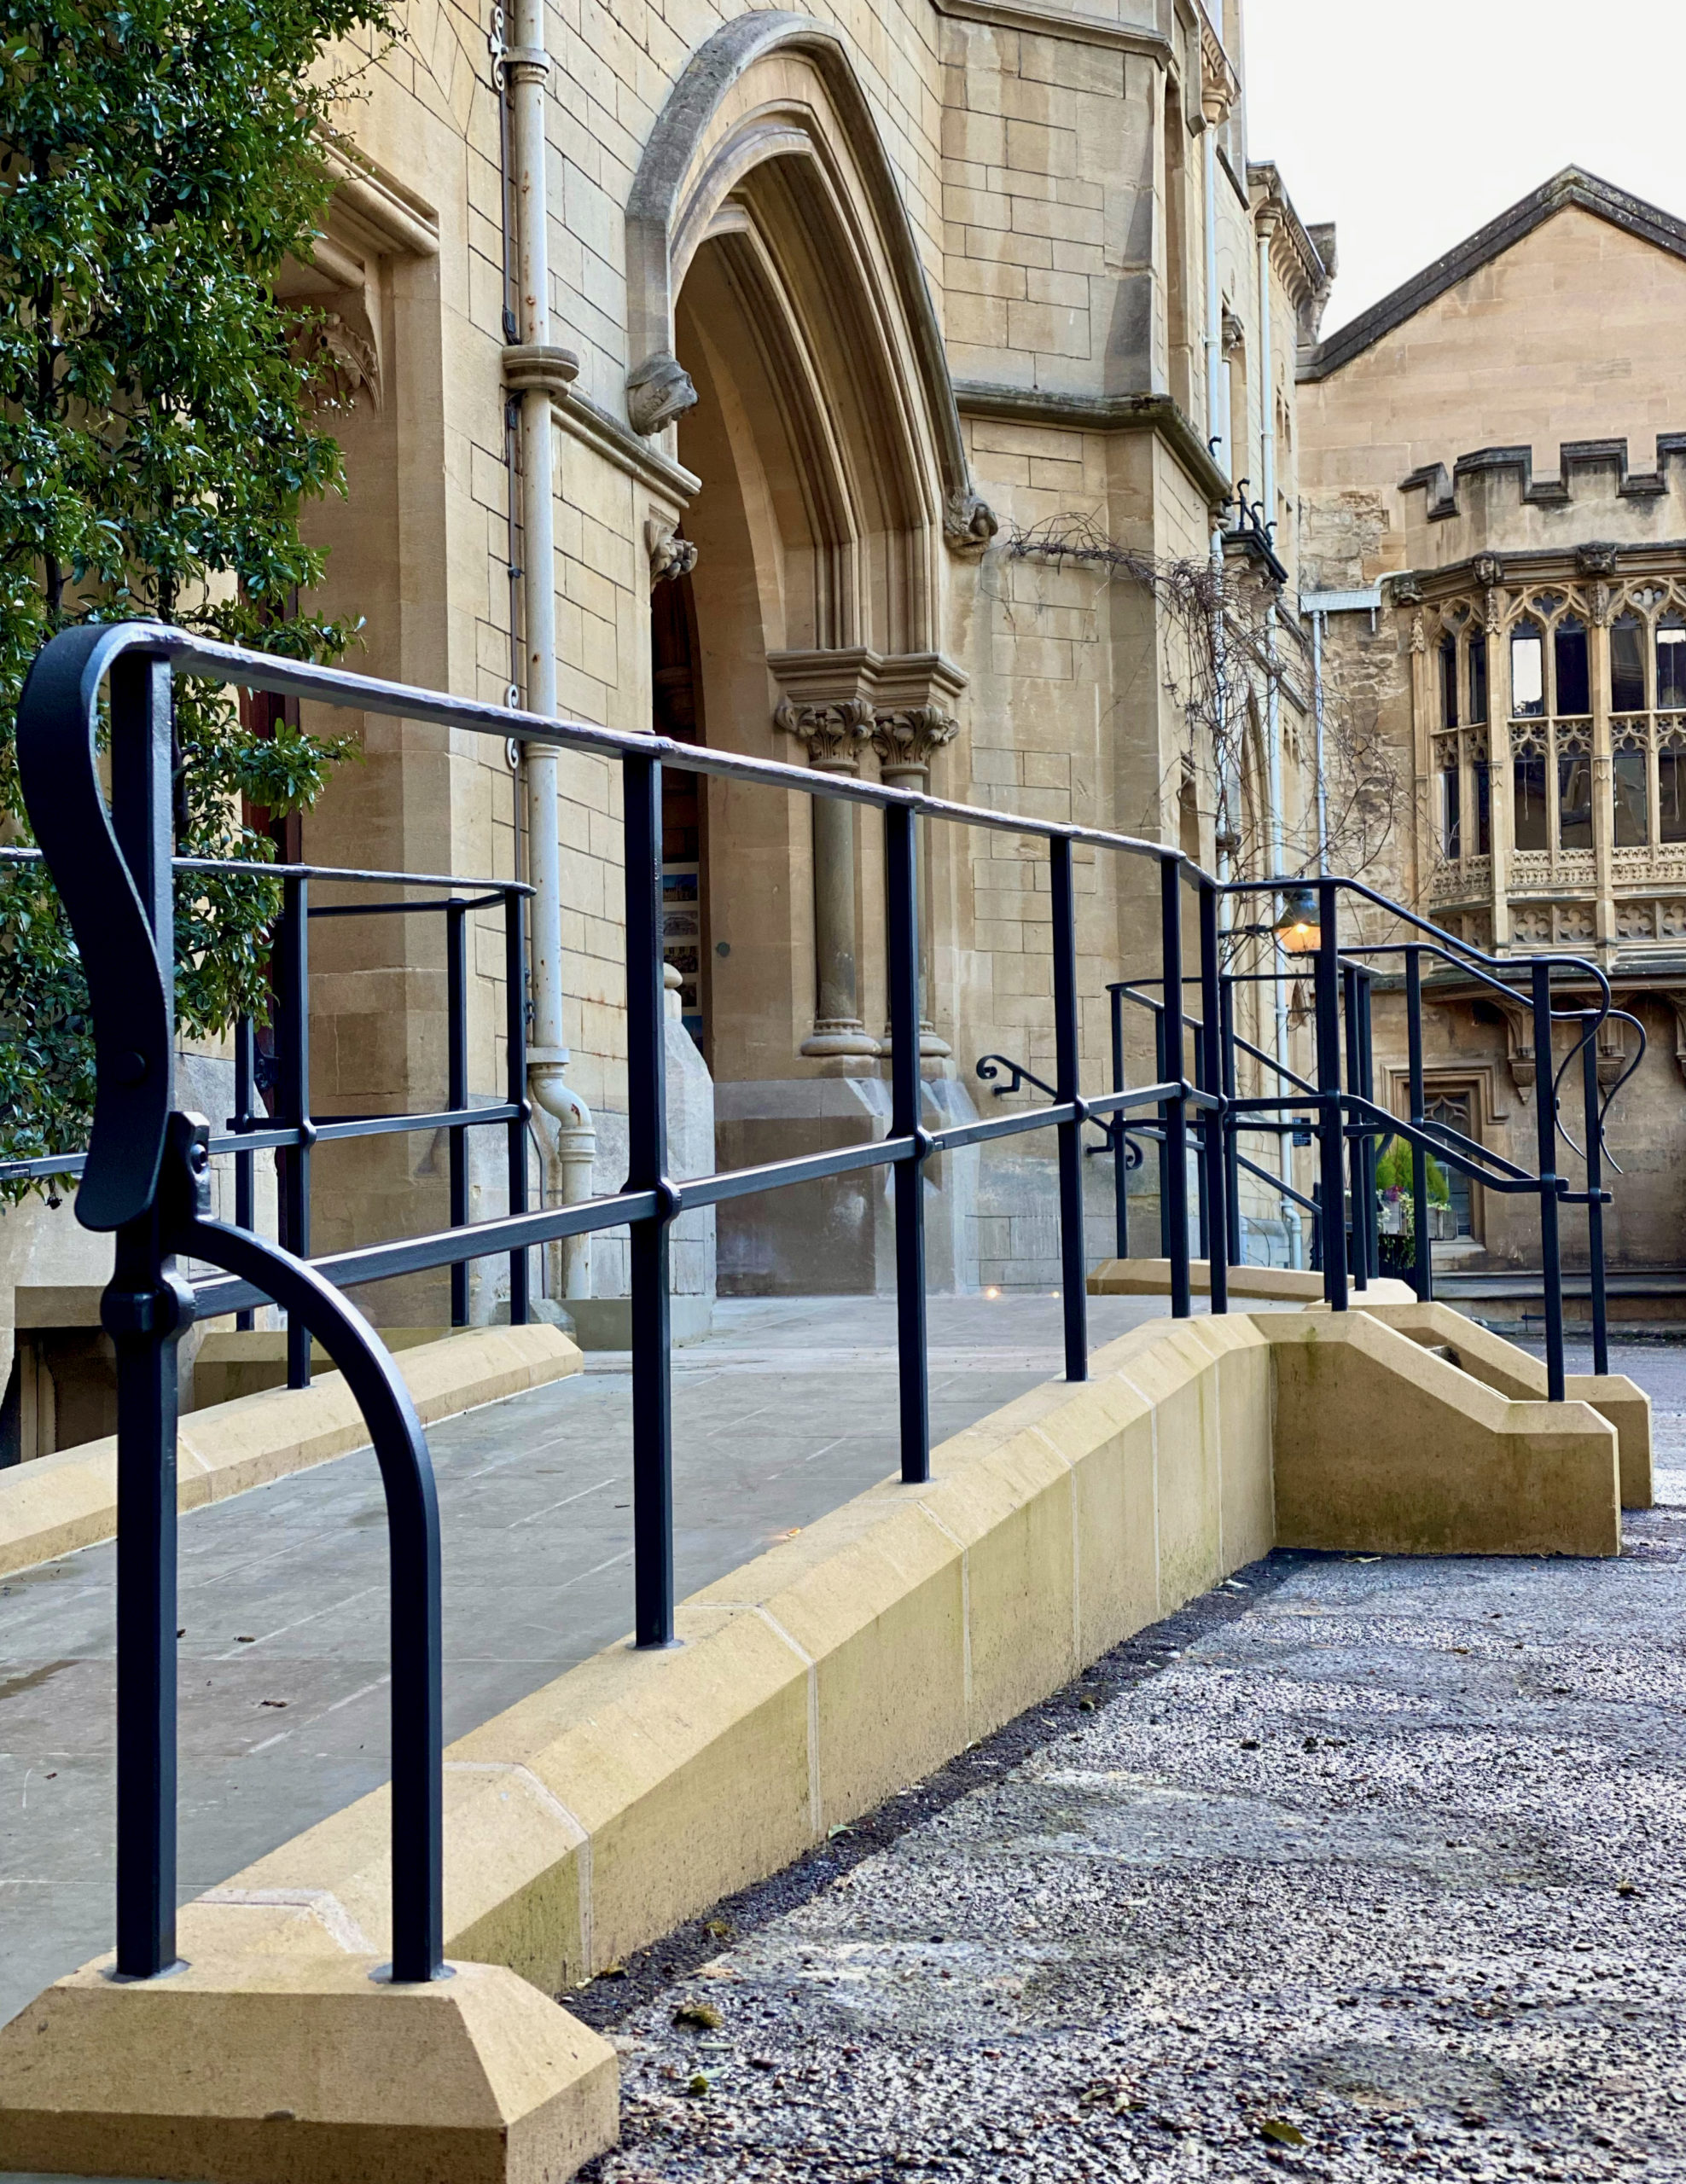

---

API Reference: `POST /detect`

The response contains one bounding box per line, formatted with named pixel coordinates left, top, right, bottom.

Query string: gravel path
left=573, top=1345, right=1686, bottom=2183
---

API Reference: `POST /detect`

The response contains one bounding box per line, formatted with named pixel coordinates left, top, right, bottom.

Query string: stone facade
left=3, top=0, right=1338, bottom=1423
left=1299, top=169, right=1686, bottom=1283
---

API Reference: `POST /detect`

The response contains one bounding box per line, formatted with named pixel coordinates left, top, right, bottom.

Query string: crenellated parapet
left=1402, top=436, right=1686, bottom=524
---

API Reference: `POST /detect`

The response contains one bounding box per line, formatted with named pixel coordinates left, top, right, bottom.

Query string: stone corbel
left=1666, top=995, right=1686, bottom=1087
left=626, top=351, right=698, bottom=436
left=944, top=489, right=998, bottom=558
left=646, top=517, right=698, bottom=586
left=1491, top=997, right=1536, bottom=1098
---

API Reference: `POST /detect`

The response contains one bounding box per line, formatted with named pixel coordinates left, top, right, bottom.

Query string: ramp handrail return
left=2, top=622, right=1626, bottom=1995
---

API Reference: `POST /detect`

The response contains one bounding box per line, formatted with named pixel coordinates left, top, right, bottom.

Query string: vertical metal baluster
left=233, top=1015, right=255, bottom=1331
left=1532, top=958, right=1566, bottom=1403
left=1109, top=985, right=1128, bottom=1262
left=1219, top=973, right=1241, bottom=1267
left=1051, top=838, right=1087, bottom=1381
left=1193, top=1025, right=1210, bottom=1263
left=1315, top=880, right=1347, bottom=1310
left=1155, top=999, right=1172, bottom=1261
left=1359, top=969, right=1380, bottom=1283
left=1341, top=961, right=1368, bottom=1292
left=108, top=649, right=188, bottom=1980
left=887, top=802, right=930, bottom=1481
left=504, top=886, right=531, bottom=1325
left=624, top=752, right=676, bottom=1646
left=1583, top=1014, right=1608, bottom=1379
left=279, top=874, right=311, bottom=1387
left=1198, top=880, right=1228, bottom=1313
left=446, top=901, right=468, bottom=1327
left=1160, top=859, right=1191, bottom=1318
left=1405, top=946, right=1432, bottom=1302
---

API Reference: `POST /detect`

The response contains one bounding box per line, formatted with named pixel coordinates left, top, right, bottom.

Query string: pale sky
left=1245, top=0, right=1686, bottom=338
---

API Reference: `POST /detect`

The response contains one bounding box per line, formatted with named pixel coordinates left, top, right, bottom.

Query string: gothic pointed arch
left=625, top=13, right=992, bottom=584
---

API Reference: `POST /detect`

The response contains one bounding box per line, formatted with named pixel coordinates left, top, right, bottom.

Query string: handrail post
left=1154, top=998, right=1172, bottom=1260
left=1050, top=838, right=1087, bottom=1380
left=233, top=1015, right=256, bottom=1330
left=106, top=648, right=190, bottom=1981
left=1405, top=945, right=1433, bottom=1301
left=1109, top=985, right=1128, bottom=1260
left=504, top=886, right=532, bottom=1324
left=1341, top=959, right=1368, bottom=1292
left=446, top=900, right=469, bottom=1327
left=1160, top=858, right=1191, bottom=1317
left=1315, top=880, right=1347, bottom=1309
left=1359, top=967, right=1380, bottom=1282
left=278, top=873, right=312, bottom=1387
left=1219, top=968, right=1241, bottom=1267
left=1193, top=1028, right=1209, bottom=1263
left=1198, top=878, right=1228, bottom=1314
left=624, top=751, right=676, bottom=1645
left=887, top=803, right=931, bottom=1479
left=1583, top=1012, right=1608, bottom=1378
left=1532, top=956, right=1566, bottom=1402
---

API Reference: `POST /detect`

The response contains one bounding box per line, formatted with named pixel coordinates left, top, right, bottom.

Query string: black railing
left=996, top=879, right=1632, bottom=1391
left=3, top=620, right=1631, bottom=1995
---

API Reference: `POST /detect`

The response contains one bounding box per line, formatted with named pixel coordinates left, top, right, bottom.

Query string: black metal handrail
left=3, top=619, right=1632, bottom=1996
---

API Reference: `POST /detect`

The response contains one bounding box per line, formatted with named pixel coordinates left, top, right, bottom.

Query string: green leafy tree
left=0, top=0, right=393, bottom=1186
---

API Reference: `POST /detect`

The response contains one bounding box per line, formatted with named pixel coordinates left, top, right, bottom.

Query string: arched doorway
left=626, top=17, right=985, bottom=1288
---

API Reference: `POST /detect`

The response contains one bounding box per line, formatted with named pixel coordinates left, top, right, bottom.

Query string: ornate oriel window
left=1419, top=566, right=1686, bottom=953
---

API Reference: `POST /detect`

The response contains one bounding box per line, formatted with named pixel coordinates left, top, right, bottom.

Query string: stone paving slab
left=567, top=1344, right=1686, bottom=2184
left=0, top=1292, right=1172, bottom=2035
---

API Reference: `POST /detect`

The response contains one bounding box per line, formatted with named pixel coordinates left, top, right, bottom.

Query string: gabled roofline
left=1299, top=167, right=1686, bottom=382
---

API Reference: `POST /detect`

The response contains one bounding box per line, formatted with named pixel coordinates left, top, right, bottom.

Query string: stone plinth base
left=0, top=1953, right=618, bottom=2183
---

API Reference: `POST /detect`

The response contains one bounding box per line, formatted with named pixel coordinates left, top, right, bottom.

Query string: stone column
left=776, top=698, right=881, bottom=1067
left=873, top=706, right=960, bottom=1059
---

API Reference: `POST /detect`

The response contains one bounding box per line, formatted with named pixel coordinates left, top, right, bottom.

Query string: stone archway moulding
left=625, top=11, right=993, bottom=552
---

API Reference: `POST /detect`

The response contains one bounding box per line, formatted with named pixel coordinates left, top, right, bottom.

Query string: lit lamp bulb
left=1274, top=886, right=1322, bottom=956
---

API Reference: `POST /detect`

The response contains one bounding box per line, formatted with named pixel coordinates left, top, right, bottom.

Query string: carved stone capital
left=645, top=518, right=697, bottom=586
left=776, top=695, right=875, bottom=772
left=626, top=351, right=697, bottom=436
left=944, top=489, right=998, bottom=557
left=870, top=704, right=960, bottom=779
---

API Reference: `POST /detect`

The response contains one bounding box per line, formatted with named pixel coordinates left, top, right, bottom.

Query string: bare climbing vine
left=1003, top=513, right=1399, bottom=889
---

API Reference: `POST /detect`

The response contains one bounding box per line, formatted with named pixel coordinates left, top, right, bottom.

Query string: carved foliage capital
left=776, top=695, right=875, bottom=770
left=870, top=704, right=960, bottom=775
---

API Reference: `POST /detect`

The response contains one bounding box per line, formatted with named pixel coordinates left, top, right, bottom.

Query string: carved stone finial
left=646, top=518, right=697, bottom=586
left=1577, top=541, right=1621, bottom=578
left=626, top=351, right=697, bottom=436
left=776, top=695, right=875, bottom=773
left=944, top=489, right=998, bottom=557
left=870, top=704, right=960, bottom=780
